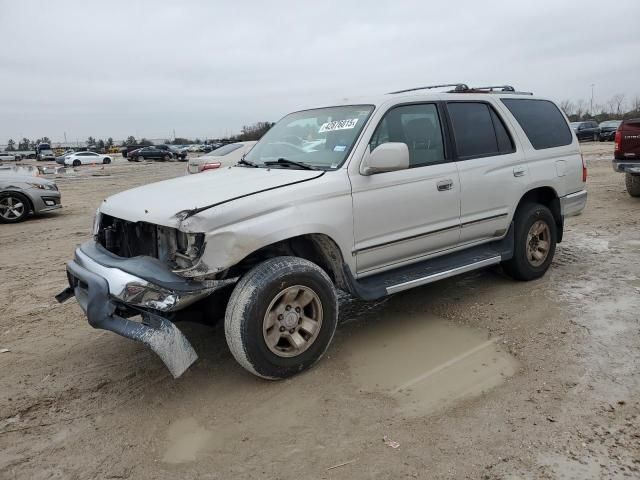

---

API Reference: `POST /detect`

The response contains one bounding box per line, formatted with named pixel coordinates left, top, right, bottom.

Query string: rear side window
left=446, top=102, right=514, bottom=159
left=501, top=99, right=572, bottom=149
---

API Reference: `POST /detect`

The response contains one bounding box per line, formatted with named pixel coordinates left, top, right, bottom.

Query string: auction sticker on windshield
left=319, top=118, right=358, bottom=133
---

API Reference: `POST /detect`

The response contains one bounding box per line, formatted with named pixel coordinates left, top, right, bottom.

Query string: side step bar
left=385, top=256, right=501, bottom=294
left=344, top=225, right=514, bottom=301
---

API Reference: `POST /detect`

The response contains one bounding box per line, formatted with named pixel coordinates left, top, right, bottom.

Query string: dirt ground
left=1, top=143, right=639, bottom=479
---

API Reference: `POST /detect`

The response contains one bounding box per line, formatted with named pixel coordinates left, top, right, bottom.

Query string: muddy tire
left=102, top=157, right=111, bottom=164
left=72, top=159, right=81, bottom=167
left=0, top=192, right=30, bottom=223
left=224, top=256, right=338, bottom=380
left=502, top=203, right=557, bottom=281
left=625, top=174, right=640, bottom=197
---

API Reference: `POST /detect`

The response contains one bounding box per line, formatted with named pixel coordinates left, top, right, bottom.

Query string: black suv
left=128, top=146, right=173, bottom=162
left=570, top=121, right=600, bottom=141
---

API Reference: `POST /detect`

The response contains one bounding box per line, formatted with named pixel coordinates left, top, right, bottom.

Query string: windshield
left=601, top=121, right=621, bottom=127
left=244, top=105, right=374, bottom=170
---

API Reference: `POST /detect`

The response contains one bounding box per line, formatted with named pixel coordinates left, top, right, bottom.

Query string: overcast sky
left=1, top=0, right=639, bottom=143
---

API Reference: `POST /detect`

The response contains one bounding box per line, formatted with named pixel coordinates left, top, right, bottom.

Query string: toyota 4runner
left=57, top=84, right=587, bottom=379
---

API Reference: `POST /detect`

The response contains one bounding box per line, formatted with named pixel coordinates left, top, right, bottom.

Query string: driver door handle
left=437, top=179, right=453, bottom=191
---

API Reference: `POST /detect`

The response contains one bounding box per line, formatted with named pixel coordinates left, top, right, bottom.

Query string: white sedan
left=186, top=141, right=257, bottom=174
left=63, top=151, right=112, bottom=166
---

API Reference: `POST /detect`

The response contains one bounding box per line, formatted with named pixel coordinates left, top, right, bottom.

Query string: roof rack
left=388, top=83, right=469, bottom=94
left=388, top=83, right=533, bottom=95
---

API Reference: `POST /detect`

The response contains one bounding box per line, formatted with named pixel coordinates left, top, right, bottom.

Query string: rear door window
left=446, top=102, right=514, bottom=159
left=501, top=98, right=572, bottom=149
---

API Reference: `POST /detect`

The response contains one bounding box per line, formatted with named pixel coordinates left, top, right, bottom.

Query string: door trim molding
left=460, top=212, right=508, bottom=228
left=352, top=223, right=459, bottom=255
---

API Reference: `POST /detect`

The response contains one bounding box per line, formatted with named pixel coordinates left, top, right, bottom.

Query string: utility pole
left=590, top=84, right=595, bottom=115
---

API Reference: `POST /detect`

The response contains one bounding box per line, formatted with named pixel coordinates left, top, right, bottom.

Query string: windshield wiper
left=237, top=155, right=259, bottom=168
left=264, top=158, right=318, bottom=170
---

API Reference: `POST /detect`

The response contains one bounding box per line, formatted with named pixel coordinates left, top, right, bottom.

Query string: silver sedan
left=0, top=173, right=62, bottom=223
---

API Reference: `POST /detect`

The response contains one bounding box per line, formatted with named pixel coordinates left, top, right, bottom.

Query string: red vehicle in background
left=613, top=119, right=640, bottom=197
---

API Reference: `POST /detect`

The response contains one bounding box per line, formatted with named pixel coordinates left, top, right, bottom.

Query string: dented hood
left=99, top=166, right=322, bottom=228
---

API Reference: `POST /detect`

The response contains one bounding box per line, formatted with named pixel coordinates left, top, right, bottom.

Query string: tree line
left=3, top=121, right=276, bottom=152
left=560, top=94, right=640, bottom=122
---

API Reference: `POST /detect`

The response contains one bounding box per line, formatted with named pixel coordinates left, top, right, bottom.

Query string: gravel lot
left=1, top=143, right=639, bottom=479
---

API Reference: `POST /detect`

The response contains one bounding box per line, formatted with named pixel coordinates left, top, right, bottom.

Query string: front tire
left=0, top=192, right=30, bottom=223
left=72, top=159, right=81, bottom=167
left=502, top=203, right=557, bottom=281
left=224, top=256, right=338, bottom=379
left=593, top=133, right=598, bottom=141
left=626, top=173, right=640, bottom=197
left=137, top=155, right=144, bottom=162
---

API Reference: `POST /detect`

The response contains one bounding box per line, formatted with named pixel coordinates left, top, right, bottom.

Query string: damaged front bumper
left=56, top=241, right=220, bottom=377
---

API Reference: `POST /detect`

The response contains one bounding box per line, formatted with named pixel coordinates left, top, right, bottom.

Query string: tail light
left=614, top=128, right=622, bottom=155
left=581, top=153, right=587, bottom=183
left=201, top=162, right=221, bottom=172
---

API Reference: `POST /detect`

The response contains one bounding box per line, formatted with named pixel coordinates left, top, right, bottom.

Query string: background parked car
left=599, top=120, right=622, bottom=141
left=128, top=146, right=173, bottom=162
left=570, top=121, right=600, bottom=141
left=63, top=151, right=112, bottom=166
left=0, top=153, right=18, bottom=162
left=0, top=173, right=62, bottom=223
left=154, top=144, right=187, bottom=161
left=187, top=141, right=257, bottom=174
left=120, top=145, right=147, bottom=160
left=55, top=149, right=76, bottom=165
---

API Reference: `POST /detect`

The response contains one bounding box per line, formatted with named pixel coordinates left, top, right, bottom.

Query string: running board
left=344, top=225, right=514, bottom=301
left=385, top=256, right=501, bottom=294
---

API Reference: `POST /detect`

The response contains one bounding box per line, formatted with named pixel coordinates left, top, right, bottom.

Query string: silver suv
left=57, top=84, right=587, bottom=379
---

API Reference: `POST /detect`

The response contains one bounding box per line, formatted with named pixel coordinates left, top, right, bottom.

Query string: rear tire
left=502, top=203, right=557, bottom=281
left=103, top=157, right=111, bottom=164
left=593, top=133, right=598, bottom=141
left=626, top=173, right=640, bottom=197
left=163, top=154, right=170, bottom=161
left=224, top=256, right=338, bottom=380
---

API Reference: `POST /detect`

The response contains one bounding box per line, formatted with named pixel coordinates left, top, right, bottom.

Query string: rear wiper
left=264, top=158, right=318, bottom=170
left=237, top=156, right=258, bottom=167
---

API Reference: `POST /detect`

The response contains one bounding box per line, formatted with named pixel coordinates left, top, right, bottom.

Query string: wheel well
left=228, top=234, right=348, bottom=290
left=515, top=187, right=563, bottom=243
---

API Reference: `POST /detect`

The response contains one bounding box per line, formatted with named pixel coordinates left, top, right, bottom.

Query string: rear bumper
left=612, top=160, right=640, bottom=174
left=56, top=241, right=222, bottom=377
left=560, top=189, right=587, bottom=217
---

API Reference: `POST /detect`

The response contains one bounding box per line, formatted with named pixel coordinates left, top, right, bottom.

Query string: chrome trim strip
left=385, top=256, right=501, bottom=294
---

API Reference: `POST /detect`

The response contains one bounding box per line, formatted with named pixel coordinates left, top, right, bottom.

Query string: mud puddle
left=343, top=310, right=517, bottom=416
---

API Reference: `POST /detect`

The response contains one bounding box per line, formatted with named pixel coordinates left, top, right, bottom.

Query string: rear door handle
left=437, top=179, right=453, bottom=191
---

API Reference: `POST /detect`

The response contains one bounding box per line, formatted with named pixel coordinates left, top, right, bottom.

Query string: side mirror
left=361, top=142, right=410, bottom=175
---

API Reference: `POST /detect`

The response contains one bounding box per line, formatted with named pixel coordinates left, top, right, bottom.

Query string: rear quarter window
left=501, top=99, right=572, bottom=150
